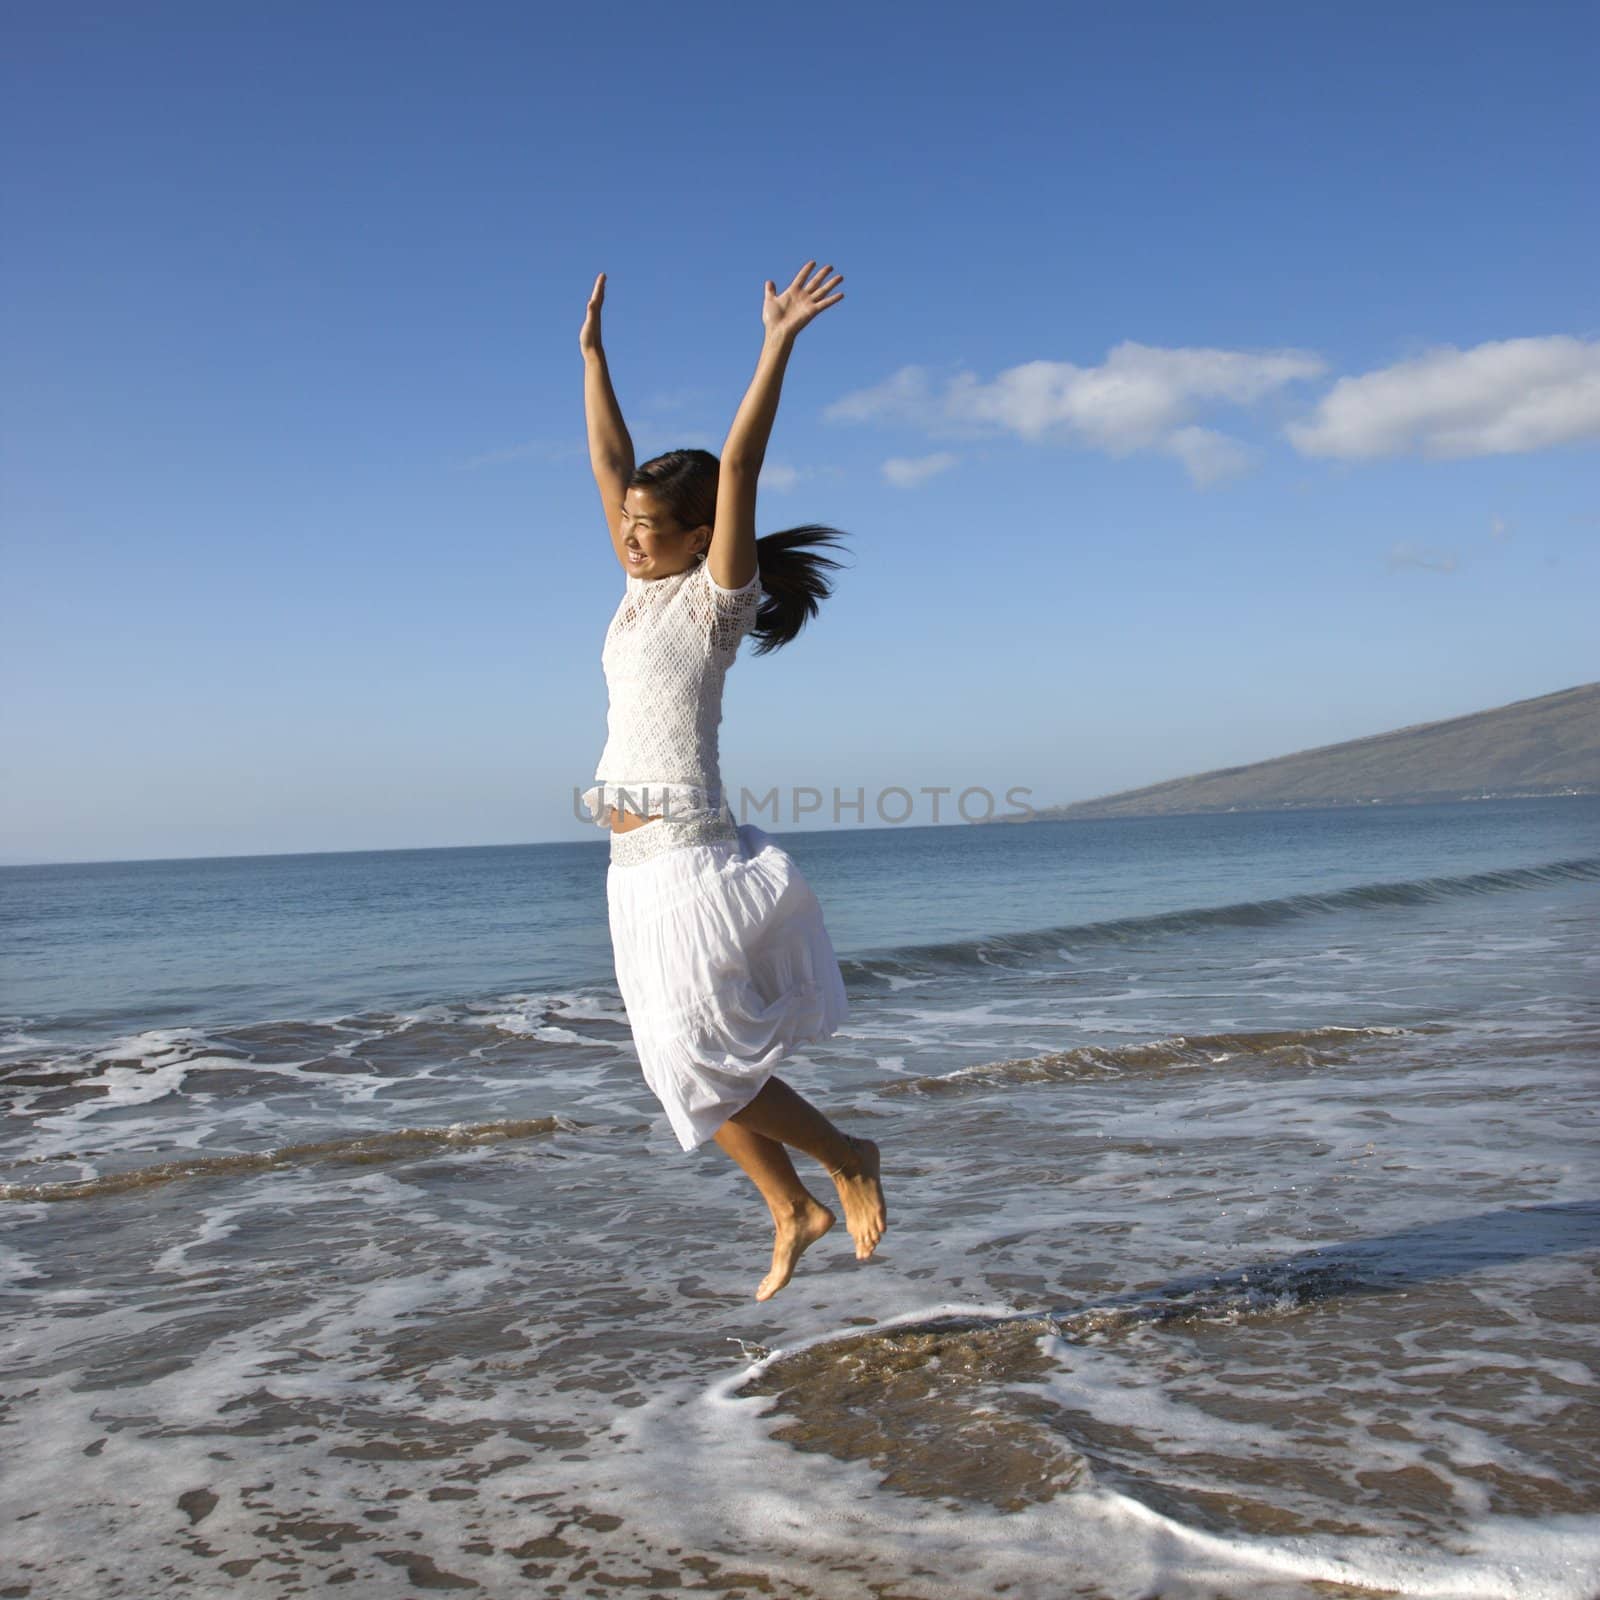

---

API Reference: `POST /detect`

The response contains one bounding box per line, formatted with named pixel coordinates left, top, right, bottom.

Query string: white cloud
left=1490, top=515, right=1512, bottom=540
left=826, top=341, right=1323, bottom=483
left=826, top=365, right=942, bottom=428
left=1287, top=335, right=1600, bottom=460
left=1386, top=541, right=1459, bottom=574
left=760, top=463, right=802, bottom=493
left=757, top=462, right=848, bottom=493
left=1162, top=426, right=1254, bottom=486
left=882, top=452, right=959, bottom=489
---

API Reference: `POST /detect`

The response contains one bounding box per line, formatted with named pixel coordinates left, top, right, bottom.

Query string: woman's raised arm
left=706, top=261, right=844, bottom=593
left=580, top=272, right=636, bottom=566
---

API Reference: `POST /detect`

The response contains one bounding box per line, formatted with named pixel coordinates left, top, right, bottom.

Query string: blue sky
left=4, top=0, right=1596, bottom=864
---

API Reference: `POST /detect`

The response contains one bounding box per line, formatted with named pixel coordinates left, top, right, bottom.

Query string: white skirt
left=606, top=821, right=849, bottom=1152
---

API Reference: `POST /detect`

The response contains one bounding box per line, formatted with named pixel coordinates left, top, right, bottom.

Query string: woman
left=578, top=260, right=887, bottom=1303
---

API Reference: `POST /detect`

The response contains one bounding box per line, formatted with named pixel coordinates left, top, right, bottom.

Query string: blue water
left=2, top=797, right=1598, bottom=1600
left=4, top=797, right=1593, bottom=1039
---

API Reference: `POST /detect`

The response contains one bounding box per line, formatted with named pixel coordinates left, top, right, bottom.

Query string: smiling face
left=619, top=486, right=710, bottom=579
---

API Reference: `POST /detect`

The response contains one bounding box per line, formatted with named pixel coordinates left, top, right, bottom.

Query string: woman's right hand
left=580, top=271, right=606, bottom=357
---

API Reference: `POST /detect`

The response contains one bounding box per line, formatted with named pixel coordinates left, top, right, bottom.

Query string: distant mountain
left=1002, top=682, right=1600, bottom=823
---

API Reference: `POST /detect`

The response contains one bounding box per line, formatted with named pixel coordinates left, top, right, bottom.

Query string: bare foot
left=828, top=1134, right=887, bottom=1260
left=755, top=1197, right=836, bottom=1302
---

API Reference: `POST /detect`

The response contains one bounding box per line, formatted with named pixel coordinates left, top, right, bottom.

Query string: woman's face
left=619, top=486, right=708, bottom=579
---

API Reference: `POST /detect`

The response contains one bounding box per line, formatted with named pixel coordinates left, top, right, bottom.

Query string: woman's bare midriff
left=607, top=806, right=663, bottom=833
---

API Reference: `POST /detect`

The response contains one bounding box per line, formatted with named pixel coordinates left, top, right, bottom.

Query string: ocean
left=2, top=796, right=1597, bottom=1599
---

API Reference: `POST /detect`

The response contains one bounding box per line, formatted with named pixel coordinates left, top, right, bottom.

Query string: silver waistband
left=608, top=807, right=739, bottom=867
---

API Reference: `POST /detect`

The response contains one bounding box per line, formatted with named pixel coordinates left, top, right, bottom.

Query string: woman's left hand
left=762, top=260, right=844, bottom=341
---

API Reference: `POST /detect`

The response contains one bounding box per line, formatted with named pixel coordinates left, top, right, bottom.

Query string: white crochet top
left=581, top=556, right=764, bottom=826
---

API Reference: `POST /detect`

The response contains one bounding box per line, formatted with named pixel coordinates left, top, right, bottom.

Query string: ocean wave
left=0, top=988, right=629, bottom=1099
left=840, top=853, right=1600, bottom=985
left=882, top=1021, right=1431, bottom=1096
left=731, top=1202, right=1600, bottom=1544
left=742, top=1200, right=1600, bottom=1393
left=0, top=1115, right=575, bottom=1203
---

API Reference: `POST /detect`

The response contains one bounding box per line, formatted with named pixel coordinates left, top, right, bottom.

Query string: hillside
left=1003, top=682, right=1600, bottom=823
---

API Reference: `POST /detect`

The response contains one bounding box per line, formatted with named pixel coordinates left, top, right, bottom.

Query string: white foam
left=72, top=1054, right=220, bottom=1108
left=0, top=1022, right=51, bottom=1057
left=601, top=1306, right=1600, bottom=1600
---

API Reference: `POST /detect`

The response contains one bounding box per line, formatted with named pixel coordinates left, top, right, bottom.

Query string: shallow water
left=3, top=799, right=1598, bottom=1597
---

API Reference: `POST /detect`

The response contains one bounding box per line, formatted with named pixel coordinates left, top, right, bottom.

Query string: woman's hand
left=580, top=271, right=607, bottom=358
left=762, top=260, right=844, bottom=343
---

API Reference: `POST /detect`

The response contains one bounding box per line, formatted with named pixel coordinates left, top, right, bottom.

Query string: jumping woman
left=578, top=260, right=887, bottom=1302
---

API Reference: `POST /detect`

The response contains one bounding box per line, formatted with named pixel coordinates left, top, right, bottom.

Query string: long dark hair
left=629, top=449, right=848, bottom=656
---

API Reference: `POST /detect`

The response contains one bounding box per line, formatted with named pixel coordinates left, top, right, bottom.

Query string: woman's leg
left=713, top=1120, right=835, bottom=1302
left=729, top=1076, right=888, bottom=1261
